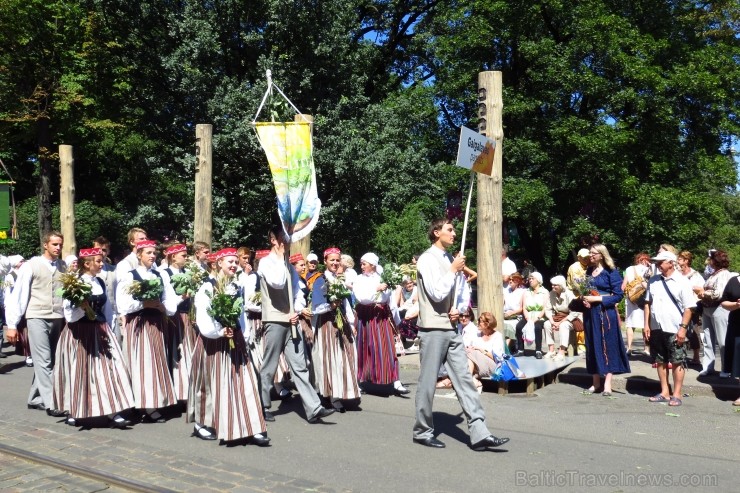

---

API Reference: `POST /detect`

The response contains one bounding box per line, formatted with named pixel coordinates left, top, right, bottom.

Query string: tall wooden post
left=59, top=144, right=77, bottom=256
left=476, top=72, right=504, bottom=320
left=290, top=114, right=313, bottom=259
left=194, top=124, right=213, bottom=246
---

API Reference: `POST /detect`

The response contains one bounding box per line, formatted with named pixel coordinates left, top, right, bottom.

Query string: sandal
left=649, top=394, right=669, bottom=403
left=668, top=397, right=682, bottom=407
left=582, top=386, right=603, bottom=395
left=733, top=398, right=740, bottom=407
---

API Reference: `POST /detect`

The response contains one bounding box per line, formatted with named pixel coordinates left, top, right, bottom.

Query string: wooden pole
left=476, top=72, right=504, bottom=320
left=194, top=124, right=213, bottom=246
left=290, top=114, right=313, bottom=259
left=59, top=144, right=76, bottom=256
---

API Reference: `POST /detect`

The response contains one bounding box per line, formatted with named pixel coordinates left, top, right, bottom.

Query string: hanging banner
left=455, top=126, right=495, bottom=176
left=254, top=122, right=321, bottom=242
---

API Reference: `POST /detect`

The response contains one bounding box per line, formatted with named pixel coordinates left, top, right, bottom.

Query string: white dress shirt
left=63, top=274, right=114, bottom=326
left=256, top=252, right=306, bottom=313
left=5, top=256, right=65, bottom=329
left=415, top=246, right=469, bottom=312
left=115, top=266, right=178, bottom=316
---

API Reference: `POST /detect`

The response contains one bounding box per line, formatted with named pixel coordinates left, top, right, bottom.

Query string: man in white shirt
left=413, top=218, right=509, bottom=450
left=644, top=251, right=695, bottom=407
left=5, top=231, right=68, bottom=417
left=258, top=226, right=334, bottom=424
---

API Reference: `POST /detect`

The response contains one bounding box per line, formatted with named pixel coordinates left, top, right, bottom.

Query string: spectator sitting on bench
left=545, top=275, right=581, bottom=361
left=503, top=272, right=525, bottom=346
left=465, top=312, right=505, bottom=390
left=514, top=272, right=549, bottom=358
left=458, top=307, right=479, bottom=347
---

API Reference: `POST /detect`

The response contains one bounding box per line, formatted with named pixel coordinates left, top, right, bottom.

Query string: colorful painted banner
left=254, top=122, right=321, bottom=242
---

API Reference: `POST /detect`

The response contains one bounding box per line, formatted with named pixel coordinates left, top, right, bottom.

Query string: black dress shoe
left=263, top=410, right=275, bottom=422
left=394, top=386, right=411, bottom=396
left=0, top=351, right=7, bottom=358
left=331, top=400, right=346, bottom=413
left=28, top=403, right=47, bottom=411
left=193, top=425, right=217, bottom=441
left=109, top=418, right=132, bottom=429
left=308, top=406, right=335, bottom=423
left=470, top=435, right=510, bottom=451
left=413, top=436, right=446, bottom=448
left=250, top=433, right=271, bottom=447
left=46, top=408, right=68, bottom=418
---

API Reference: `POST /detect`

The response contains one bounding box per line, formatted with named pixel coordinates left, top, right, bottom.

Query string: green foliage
left=0, top=0, right=737, bottom=277
left=371, top=198, right=442, bottom=263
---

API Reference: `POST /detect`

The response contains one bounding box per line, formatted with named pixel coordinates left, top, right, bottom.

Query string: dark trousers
left=515, top=319, right=545, bottom=353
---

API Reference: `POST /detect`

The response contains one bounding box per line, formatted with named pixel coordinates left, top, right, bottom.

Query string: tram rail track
left=0, top=443, right=177, bottom=493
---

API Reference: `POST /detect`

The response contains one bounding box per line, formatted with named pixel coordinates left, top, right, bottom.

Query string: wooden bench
left=486, top=355, right=580, bottom=395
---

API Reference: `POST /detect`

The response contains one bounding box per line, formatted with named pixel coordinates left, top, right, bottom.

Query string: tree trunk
left=59, top=145, right=77, bottom=256
left=37, top=117, right=53, bottom=246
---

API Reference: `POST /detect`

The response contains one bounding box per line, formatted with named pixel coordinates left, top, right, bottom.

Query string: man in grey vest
left=413, top=218, right=509, bottom=450
left=257, top=225, right=334, bottom=423
left=5, top=231, right=68, bottom=417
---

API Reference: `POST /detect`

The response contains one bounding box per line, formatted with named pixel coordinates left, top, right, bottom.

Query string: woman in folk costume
left=243, top=249, right=291, bottom=398
left=116, top=240, right=179, bottom=423
left=311, top=247, right=360, bottom=412
left=289, top=253, right=315, bottom=365
left=54, top=247, right=135, bottom=428
left=353, top=252, right=409, bottom=395
left=159, top=243, right=196, bottom=402
left=189, top=248, right=269, bottom=446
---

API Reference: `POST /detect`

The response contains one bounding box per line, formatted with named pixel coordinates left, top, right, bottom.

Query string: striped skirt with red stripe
left=167, top=312, right=195, bottom=401
left=355, top=303, right=399, bottom=385
left=53, top=320, right=134, bottom=418
left=312, top=311, right=360, bottom=400
left=122, top=310, right=177, bottom=410
left=187, top=334, right=266, bottom=441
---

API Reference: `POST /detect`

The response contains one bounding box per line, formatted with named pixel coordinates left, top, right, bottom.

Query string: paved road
left=1, top=349, right=738, bottom=492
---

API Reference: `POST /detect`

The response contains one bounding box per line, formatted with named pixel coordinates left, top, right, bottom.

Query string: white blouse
left=353, top=272, right=391, bottom=305
left=63, top=273, right=114, bottom=326
left=115, top=266, right=178, bottom=316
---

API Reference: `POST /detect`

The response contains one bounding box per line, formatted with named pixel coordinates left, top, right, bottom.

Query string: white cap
left=577, top=248, right=590, bottom=258
left=64, top=254, right=78, bottom=265
left=651, top=251, right=677, bottom=263
left=306, top=253, right=318, bottom=262
left=361, top=252, right=379, bottom=266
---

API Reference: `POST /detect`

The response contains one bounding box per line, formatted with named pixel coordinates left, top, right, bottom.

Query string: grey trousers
left=413, top=329, right=491, bottom=444
left=260, top=322, right=321, bottom=420
left=26, top=318, right=64, bottom=408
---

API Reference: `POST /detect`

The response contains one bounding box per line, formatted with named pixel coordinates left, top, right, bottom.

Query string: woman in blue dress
left=578, top=244, right=630, bottom=395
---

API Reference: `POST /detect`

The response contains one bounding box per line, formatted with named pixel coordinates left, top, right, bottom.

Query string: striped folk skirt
left=53, top=320, right=134, bottom=418
left=355, top=304, right=399, bottom=385
left=312, top=311, right=360, bottom=400
left=167, top=312, right=196, bottom=401
left=123, top=310, right=177, bottom=410
left=187, top=334, right=266, bottom=441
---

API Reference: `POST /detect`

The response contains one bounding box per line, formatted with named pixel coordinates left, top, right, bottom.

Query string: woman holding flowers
left=353, top=252, right=409, bottom=395
left=116, top=240, right=179, bottom=423
left=54, top=247, right=134, bottom=428
left=159, top=243, right=200, bottom=402
left=311, top=247, right=360, bottom=412
left=189, top=248, right=268, bottom=446
left=577, top=244, right=629, bottom=395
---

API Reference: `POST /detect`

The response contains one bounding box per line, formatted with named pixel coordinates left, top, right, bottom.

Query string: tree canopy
left=1, top=0, right=737, bottom=272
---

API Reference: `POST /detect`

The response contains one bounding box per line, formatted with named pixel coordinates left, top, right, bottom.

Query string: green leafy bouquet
left=573, top=276, right=598, bottom=297
left=126, top=277, right=164, bottom=301
left=207, top=277, right=243, bottom=349
left=170, top=261, right=208, bottom=297
left=375, top=263, right=403, bottom=301
left=326, top=274, right=351, bottom=303
left=55, top=272, right=96, bottom=320
left=398, top=263, right=417, bottom=282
